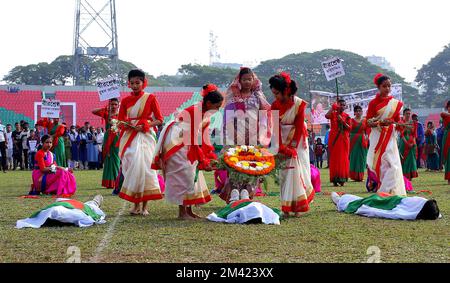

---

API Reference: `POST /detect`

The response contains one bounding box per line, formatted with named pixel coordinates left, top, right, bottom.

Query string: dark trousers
left=417, top=145, right=423, bottom=168
left=29, top=152, right=36, bottom=169
left=316, top=155, right=323, bottom=168
left=98, top=151, right=103, bottom=169
left=23, top=149, right=29, bottom=169
left=0, top=142, right=6, bottom=171
left=13, top=147, right=23, bottom=169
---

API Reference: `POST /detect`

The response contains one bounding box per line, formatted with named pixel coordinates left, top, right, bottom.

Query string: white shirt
left=20, top=130, right=30, bottom=149
left=6, top=132, right=13, bottom=149
left=96, top=132, right=104, bottom=145
left=0, top=124, right=5, bottom=142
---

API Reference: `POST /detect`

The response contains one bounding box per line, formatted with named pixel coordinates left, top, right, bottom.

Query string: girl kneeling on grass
left=154, top=84, right=223, bottom=220
left=29, top=135, right=77, bottom=197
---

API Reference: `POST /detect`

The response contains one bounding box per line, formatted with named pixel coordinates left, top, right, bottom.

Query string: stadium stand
left=0, top=88, right=198, bottom=128
left=0, top=90, right=42, bottom=125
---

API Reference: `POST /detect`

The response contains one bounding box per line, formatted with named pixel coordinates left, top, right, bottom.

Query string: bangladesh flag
left=339, top=193, right=437, bottom=220
left=207, top=200, right=282, bottom=225
left=16, top=199, right=105, bottom=229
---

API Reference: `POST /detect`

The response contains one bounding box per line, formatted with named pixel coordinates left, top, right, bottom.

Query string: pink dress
left=31, top=150, right=77, bottom=196
left=310, top=165, right=321, bottom=193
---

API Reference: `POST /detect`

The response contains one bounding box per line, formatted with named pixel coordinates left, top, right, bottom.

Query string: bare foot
left=130, top=209, right=140, bottom=215
left=294, top=212, right=305, bottom=218
left=141, top=209, right=149, bottom=216
left=283, top=212, right=290, bottom=218
left=178, top=214, right=196, bottom=220
left=186, top=207, right=202, bottom=219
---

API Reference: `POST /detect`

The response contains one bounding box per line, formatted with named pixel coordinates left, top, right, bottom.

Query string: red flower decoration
left=373, top=73, right=384, bottom=86
left=202, top=84, right=218, bottom=97
left=280, top=72, right=291, bottom=85
left=280, top=72, right=292, bottom=95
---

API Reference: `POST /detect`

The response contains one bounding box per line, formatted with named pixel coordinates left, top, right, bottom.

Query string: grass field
left=0, top=168, right=448, bottom=263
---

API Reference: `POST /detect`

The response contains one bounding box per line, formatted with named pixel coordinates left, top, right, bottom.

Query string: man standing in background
left=12, top=122, right=23, bottom=170
left=20, top=122, right=30, bottom=170
left=0, top=120, right=7, bottom=173
left=5, top=124, right=13, bottom=170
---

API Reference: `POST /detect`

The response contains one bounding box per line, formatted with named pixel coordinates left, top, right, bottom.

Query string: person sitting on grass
left=29, top=135, right=77, bottom=197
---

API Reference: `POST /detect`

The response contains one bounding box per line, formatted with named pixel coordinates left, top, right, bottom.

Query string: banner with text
left=321, top=57, right=345, bottom=81
left=41, top=99, right=61, bottom=118
left=97, top=77, right=121, bottom=101
left=310, top=84, right=402, bottom=124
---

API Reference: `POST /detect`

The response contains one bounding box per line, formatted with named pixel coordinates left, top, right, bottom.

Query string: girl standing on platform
left=118, top=69, right=164, bottom=215
left=154, top=84, right=223, bottom=220
left=270, top=73, right=314, bottom=217
left=366, top=73, right=406, bottom=196
left=92, top=98, right=120, bottom=188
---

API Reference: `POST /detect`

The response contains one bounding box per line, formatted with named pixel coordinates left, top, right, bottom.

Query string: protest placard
left=321, top=57, right=345, bottom=81
left=97, top=77, right=121, bottom=101
left=41, top=99, right=61, bottom=118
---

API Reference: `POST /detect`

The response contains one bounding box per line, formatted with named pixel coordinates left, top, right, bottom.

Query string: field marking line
left=89, top=201, right=128, bottom=263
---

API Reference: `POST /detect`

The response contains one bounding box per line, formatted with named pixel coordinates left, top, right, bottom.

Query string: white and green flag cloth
left=338, top=193, right=430, bottom=220
left=16, top=199, right=106, bottom=229
left=207, top=200, right=281, bottom=225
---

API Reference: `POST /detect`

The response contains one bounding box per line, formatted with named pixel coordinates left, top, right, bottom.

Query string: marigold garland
left=223, top=145, right=276, bottom=176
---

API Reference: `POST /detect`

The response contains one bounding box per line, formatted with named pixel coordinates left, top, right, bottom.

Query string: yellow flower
left=255, top=162, right=264, bottom=167
left=255, top=152, right=262, bottom=157
left=265, top=162, right=272, bottom=167
left=242, top=161, right=250, bottom=167
left=229, top=157, right=239, bottom=163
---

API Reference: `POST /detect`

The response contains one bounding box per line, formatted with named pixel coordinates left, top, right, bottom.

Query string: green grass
left=0, top=168, right=448, bottom=263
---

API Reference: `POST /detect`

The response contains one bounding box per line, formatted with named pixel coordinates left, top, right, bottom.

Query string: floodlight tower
left=73, top=0, right=119, bottom=85
left=209, top=31, right=220, bottom=66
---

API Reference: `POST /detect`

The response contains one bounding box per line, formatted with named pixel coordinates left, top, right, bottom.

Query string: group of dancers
left=26, top=67, right=450, bottom=221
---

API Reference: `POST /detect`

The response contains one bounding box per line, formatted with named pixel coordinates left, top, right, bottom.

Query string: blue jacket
left=416, top=122, right=424, bottom=146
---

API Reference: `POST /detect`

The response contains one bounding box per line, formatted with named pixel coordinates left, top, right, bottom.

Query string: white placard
left=321, top=57, right=345, bottom=81
left=97, top=77, right=121, bottom=101
left=41, top=99, right=61, bottom=118
left=28, top=140, right=37, bottom=152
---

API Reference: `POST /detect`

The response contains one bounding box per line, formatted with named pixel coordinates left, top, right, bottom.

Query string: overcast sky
left=0, top=0, right=449, bottom=83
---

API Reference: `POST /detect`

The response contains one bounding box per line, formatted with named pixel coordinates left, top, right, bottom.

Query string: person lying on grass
left=331, top=192, right=441, bottom=220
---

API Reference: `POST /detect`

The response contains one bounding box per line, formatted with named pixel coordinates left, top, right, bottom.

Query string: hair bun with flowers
left=373, top=73, right=384, bottom=86
left=202, top=83, right=219, bottom=97
left=279, top=72, right=291, bottom=85
left=279, top=72, right=292, bottom=95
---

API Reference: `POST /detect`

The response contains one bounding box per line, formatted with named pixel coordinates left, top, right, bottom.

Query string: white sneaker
left=93, top=195, right=104, bottom=207
left=240, top=189, right=250, bottom=200
left=230, top=189, right=240, bottom=203
left=331, top=192, right=340, bottom=206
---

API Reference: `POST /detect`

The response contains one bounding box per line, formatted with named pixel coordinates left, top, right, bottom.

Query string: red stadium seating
left=1, top=89, right=194, bottom=128
left=0, top=90, right=42, bottom=121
